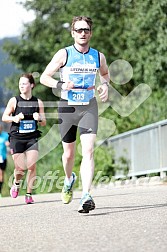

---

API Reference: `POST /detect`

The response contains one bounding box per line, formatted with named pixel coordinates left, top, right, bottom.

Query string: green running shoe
left=78, top=193, right=95, bottom=213
left=61, top=172, right=76, bottom=204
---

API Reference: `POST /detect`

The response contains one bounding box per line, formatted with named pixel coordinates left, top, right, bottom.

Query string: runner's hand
left=62, top=81, right=74, bottom=90
left=33, top=112, right=40, bottom=121
left=13, top=112, right=24, bottom=123
left=97, top=84, right=108, bottom=102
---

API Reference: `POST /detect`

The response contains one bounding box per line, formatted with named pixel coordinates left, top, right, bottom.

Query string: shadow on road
left=82, top=203, right=167, bottom=216
left=0, top=198, right=61, bottom=208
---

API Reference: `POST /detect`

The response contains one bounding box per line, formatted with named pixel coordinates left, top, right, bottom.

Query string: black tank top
left=9, top=95, right=41, bottom=139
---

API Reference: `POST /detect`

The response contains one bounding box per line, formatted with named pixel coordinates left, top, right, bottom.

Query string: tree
left=2, top=0, right=167, bottom=195
left=2, top=0, right=167, bottom=130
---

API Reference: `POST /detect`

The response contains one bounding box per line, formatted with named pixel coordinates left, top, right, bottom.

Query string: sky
left=0, top=0, right=35, bottom=39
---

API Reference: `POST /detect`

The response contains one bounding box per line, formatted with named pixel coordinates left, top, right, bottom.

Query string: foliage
left=121, top=0, right=167, bottom=88
left=2, top=0, right=167, bottom=120
left=1, top=0, right=167, bottom=192
left=3, top=0, right=167, bottom=92
left=103, top=87, right=167, bottom=135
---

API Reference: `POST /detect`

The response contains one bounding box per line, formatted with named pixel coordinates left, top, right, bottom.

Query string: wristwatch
left=102, top=82, right=109, bottom=86
left=57, top=81, right=65, bottom=89
left=38, top=116, right=43, bottom=122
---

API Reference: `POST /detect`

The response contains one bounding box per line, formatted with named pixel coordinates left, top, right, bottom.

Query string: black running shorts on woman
left=10, top=138, right=38, bottom=154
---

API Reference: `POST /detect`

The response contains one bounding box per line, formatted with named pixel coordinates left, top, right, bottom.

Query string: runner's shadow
left=0, top=199, right=62, bottom=208
left=79, top=203, right=167, bottom=216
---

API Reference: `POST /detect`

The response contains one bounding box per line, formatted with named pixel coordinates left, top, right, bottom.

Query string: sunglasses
left=74, top=28, right=91, bottom=34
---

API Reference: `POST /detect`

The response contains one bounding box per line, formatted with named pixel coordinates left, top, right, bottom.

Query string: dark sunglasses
left=74, top=28, right=91, bottom=34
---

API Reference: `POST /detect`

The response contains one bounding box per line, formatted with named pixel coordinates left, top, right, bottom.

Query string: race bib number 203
left=67, top=89, right=90, bottom=105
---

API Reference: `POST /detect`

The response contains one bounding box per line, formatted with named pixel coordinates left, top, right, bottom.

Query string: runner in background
left=0, top=123, right=9, bottom=197
left=2, top=73, right=46, bottom=204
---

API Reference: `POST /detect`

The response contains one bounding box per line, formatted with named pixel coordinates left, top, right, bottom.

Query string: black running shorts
left=58, top=97, right=98, bottom=143
left=0, top=159, right=7, bottom=171
left=9, top=137, right=38, bottom=154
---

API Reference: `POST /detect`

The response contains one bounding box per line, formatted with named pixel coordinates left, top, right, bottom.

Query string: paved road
left=0, top=184, right=167, bottom=252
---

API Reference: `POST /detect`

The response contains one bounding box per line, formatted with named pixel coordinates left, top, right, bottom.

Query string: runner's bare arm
left=97, top=53, right=110, bottom=102
left=40, top=49, right=66, bottom=88
left=2, top=97, right=23, bottom=123
left=40, top=49, right=74, bottom=90
left=99, top=52, right=110, bottom=84
left=33, top=99, right=46, bottom=126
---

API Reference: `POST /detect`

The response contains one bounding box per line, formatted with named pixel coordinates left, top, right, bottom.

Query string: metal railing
left=107, top=119, right=167, bottom=179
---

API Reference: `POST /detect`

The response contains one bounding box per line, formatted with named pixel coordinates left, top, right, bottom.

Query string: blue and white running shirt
left=60, top=45, right=100, bottom=104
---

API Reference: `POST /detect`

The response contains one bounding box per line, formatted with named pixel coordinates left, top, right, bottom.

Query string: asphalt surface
left=0, top=183, right=167, bottom=252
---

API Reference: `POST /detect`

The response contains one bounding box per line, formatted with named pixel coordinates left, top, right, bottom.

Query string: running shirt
left=0, top=131, right=8, bottom=161
left=60, top=45, right=100, bottom=104
left=9, top=95, right=41, bottom=139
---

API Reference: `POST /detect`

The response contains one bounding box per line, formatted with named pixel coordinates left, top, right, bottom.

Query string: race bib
left=0, top=155, right=3, bottom=163
left=19, top=120, right=36, bottom=133
left=67, top=89, right=90, bottom=105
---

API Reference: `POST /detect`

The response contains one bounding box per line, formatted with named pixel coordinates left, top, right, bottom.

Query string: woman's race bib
left=19, top=120, right=36, bottom=133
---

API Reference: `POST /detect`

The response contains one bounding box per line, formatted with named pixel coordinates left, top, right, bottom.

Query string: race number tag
left=67, top=89, right=90, bottom=105
left=19, top=120, right=36, bottom=133
left=0, top=155, right=3, bottom=163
